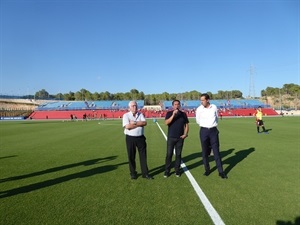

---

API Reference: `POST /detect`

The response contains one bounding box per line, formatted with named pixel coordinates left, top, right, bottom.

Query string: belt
left=126, top=135, right=144, bottom=138
left=201, top=126, right=217, bottom=130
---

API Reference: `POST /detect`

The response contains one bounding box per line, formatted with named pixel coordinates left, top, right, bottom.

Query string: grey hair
left=128, top=100, right=137, bottom=107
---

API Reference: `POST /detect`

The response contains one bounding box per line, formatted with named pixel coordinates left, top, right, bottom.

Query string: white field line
left=156, top=122, right=225, bottom=225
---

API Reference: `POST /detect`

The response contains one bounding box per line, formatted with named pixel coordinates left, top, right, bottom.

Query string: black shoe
left=142, top=175, right=154, bottom=180
left=175, top=172, right=181, bottom=177
left=130, top=172, right=137, bottom=180
left=203, top=171, right=210, bottom=176
left=219, top=173, right=228, bottom=179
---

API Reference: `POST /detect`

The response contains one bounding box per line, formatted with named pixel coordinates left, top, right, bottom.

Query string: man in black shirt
left=164, top=100, right=189, bottom=177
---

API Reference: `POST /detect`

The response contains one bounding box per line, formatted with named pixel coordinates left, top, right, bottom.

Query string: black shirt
left=165, top=110, right=189, bottom=138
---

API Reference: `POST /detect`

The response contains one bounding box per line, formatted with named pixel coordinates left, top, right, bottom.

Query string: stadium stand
left=29, top=100, right=145, bottom=119
left=36, top=100, right=144, bottom=111
left=1, top=98, right=277, bottom=120
left=161, top=99, right=269, bottom=110
left=29, top=110, right=127, bottom=120
left=0, top=98, right=38, bottom=118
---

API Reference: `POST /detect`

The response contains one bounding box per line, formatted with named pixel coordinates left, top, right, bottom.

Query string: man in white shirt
left=122, top=100, right=153, bottom=180
left=195, top=93, right=228, bottom=179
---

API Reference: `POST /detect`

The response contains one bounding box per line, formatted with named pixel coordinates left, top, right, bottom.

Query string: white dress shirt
left=195, top=104, right=218, bottom=128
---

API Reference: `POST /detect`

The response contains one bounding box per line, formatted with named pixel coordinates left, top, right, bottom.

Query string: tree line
left=28, top=83, right=299, bottom=105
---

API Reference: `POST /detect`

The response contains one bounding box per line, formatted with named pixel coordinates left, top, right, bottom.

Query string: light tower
left=248, top=65, right=256, bottom=98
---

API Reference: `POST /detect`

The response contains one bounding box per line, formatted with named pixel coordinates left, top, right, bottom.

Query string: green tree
left=35, top=89, right=49, bottom=99
left=64, top=91, right=75, bottom=100
left=130, top=89, right=139, bottom=100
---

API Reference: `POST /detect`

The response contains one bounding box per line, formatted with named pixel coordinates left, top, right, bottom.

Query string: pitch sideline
left=155, top=121, right=225, bottom=225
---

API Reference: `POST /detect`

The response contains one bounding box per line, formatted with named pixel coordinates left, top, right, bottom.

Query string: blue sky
left=1, top=0, right=299, bottom=98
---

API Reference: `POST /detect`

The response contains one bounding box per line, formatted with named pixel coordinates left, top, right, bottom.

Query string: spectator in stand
left=83, top=113, right=87, bottom=121
left=219, top=111, right=223, bottom=120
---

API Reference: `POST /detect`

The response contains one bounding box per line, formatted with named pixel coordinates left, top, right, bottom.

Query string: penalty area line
left=155, top=121, right=225, bottom=225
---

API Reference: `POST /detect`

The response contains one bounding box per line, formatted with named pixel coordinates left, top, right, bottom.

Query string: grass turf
left=0, top=116, right=299, bottom=225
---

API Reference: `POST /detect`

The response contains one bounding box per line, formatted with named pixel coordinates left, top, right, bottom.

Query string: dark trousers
left=257, top=120, right=266, bottom=132
left=165, top=137, right=184, bottom=173
left=199, top=127, right=224, bottom=174
left=125, top=135, right=149, bottom=176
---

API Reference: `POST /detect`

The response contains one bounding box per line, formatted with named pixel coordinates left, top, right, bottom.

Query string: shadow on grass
left=222, top=147, right=255, bottom=175
left=124, top=147, right=255, bottom=178
left=181, top=149, right=234, bottom=173
left=158, top=147, right=255, bottom=176
left=148, top=164, right=165, bottom=177
left=0, top=157, right=127, bottom=199
left=0, top=157, right=117, bottom=183
left=0, top=155, right=17, bottom=160
left=276, top=216, right=300, bottom=225
left=147, top=151, right=204, bottom=177
left=148, top=148, right=235, bottom=177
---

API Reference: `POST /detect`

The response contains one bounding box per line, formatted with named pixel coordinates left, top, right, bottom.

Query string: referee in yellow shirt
left=255, top=106, right=268, bottom=134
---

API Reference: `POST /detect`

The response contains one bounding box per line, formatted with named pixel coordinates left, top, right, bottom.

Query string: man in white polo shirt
left=122, top=100, right=153, bottom=180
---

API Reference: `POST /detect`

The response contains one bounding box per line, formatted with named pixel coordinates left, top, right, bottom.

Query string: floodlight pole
left=279, top=89, right=282, bottom=113
left=248, top=65, right=256, bottom=98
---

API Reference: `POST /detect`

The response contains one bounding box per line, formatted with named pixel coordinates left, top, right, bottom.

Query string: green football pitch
left=0, top=116, right=299, bottom=225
